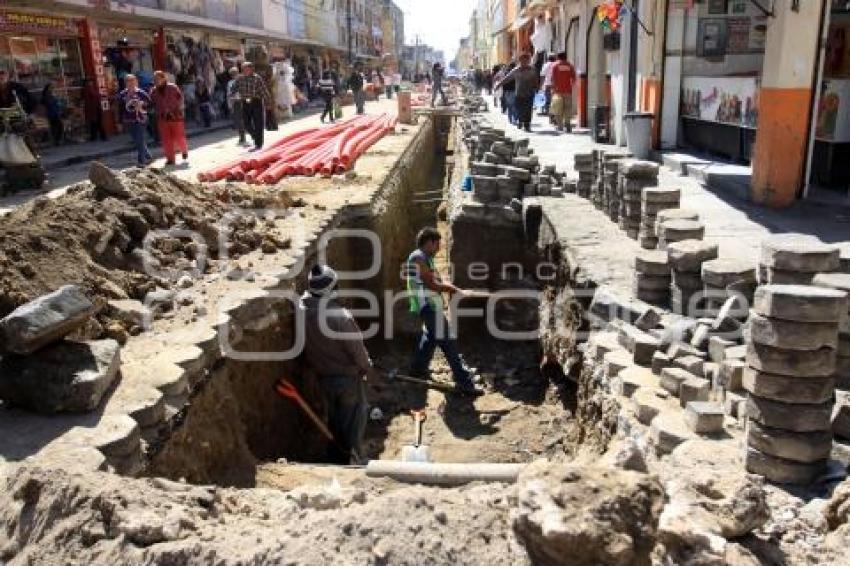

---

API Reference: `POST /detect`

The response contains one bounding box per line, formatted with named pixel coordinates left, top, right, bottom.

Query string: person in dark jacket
left=348, top=65, right=365, bottom=115
left=41, top=82, right=64, bottom=145
left=318, top=71, right=336, bottom=123
left=83, top=78, right=107, bottom=141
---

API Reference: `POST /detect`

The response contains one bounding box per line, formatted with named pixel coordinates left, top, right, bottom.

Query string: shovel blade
left=401, top=445, right=431, bottom=463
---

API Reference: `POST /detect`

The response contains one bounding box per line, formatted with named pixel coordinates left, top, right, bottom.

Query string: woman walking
left=149, top=70, right=189, bottom=165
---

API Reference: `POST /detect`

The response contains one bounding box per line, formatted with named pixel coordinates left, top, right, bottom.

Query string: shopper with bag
left=149, top=70, right=189, bottom=165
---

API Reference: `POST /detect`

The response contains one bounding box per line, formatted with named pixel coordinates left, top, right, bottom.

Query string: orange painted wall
left=751, top=87, right=813, bottom=207
left=640, top=77, right=662, bottom=149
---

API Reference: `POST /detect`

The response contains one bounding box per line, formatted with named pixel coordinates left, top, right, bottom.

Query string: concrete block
left=635, top=273, right=672, bottom=292
left=747, top=421, right=832, bottom=464
left=651, top=413, right=696, bottom=456
left=834, top=396, right=850, bottom=439
left=651, top=351, right=673, bottom=375
left=588, top=288, right=645, bottom=325
left=642, top=187, right=680, bottom=204
left=709, top=336, right=736, bottom=363
left=753, top=284, right=848, bottom=323
left=684, top=401, right=725, bottom=434
left=660, top=367, right=695, bottom=396
left=635, top=306, right=663, bottom=331
left=632, top=387, right=669, bottom=425
left=748, top=311, right=839, bottom=350
left=747, top=394, right=834, bottom=432
left=619, top=159, right=659, bottom=178
left=0, top=285, right=96, bottom=355
left=745, top=446, right=827, bottom=484
left=667, top=240, right=720, bottom=273
left=724, top=391, right=747, bottom=419
left=616, top=322, right=662, bottom=366
left=667, top=342, right=707, bottom=360
left=742, top=368, right=834, bottom=404
left=679, top=378, right=711, bottom=408
left=672, top=269, right=703, bottom=290
left=618, top=366, right=658, bottom=397
left=657, top=220, right=705, bottom=244
left=107, top=300, right=151, bottom=329
left=761, top=268, right=818, bottom=286
left=719, top=359, right=747, bottom=391
left=839, top=334, right=850, bottom=357
left=760, top=233, right=840, bottom=273
left=836, top=355, right=850, bottom=390
left=701, top=259, right=757, bottom=289
left=746, top=342, right=836, bottom=377
left=674, top=355, right=705, bottom=376
left=0, top=339, right=120, bottom=413
left=689, top=323, right=711, bottom=350
left=603, top=349, right=633, bottom=379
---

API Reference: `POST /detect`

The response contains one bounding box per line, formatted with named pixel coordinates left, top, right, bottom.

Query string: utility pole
left=347, top=0, right=353, bottom=65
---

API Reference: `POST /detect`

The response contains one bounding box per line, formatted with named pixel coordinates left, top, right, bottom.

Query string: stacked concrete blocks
left=640, top=188, right=681, bottom=250
left=575, top=152, right=594, bottom=198
left=758, top=234, right=840, bottom=286
left=635, top=250, right=671, bottom=306
left=701, top=258, right=758, bottom=316
left=667, top=240, right=719, bottom=316
left=744, top=284, right=847, bottom=484
left=618, top=160, right=659, bottom=240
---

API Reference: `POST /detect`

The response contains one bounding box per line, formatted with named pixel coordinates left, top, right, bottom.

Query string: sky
left=394, top=0, right=477, bottom=61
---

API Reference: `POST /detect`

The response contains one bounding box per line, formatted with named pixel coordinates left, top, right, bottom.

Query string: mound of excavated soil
left=0, top=164, right=292, bottom=340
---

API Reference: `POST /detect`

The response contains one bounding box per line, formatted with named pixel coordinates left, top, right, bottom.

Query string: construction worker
left=300, top=264, right=375, bottom=464
left=405, top=227, right=479, bottom=392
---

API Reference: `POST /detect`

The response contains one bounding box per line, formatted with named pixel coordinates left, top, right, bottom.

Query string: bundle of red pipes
left=198, top=113, right=398, bottom=185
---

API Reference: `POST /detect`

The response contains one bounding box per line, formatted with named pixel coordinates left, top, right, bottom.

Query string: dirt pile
left=0, top=163, right=292, bottom=340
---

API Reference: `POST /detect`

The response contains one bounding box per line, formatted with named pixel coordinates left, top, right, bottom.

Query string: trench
left=143, top=115, right=583, bottom=489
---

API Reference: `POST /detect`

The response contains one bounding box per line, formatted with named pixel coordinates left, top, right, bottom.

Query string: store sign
left=0, top=11, right=78, bottom=35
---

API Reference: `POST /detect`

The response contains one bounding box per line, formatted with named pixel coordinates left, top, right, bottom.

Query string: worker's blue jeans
left=321, top=375, right=367, bottom=464
left=410, top=305, right=470, bottom=383
left=128, top=122, right=151, bottom=165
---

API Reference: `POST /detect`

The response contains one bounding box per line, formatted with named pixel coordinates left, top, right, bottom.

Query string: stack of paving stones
left=635, top=250, right=671, bottom=306
left=0, top=285, right=119, bottom=414
left=657, top=217, right=705, bottom=251
left=812, top=273, right=850, bottom=392
left=591, top=149, right=607, bottom=210
left=639, top=188, right=681, bottom=250
left=758, top=233, right=841, bottom=285
left=654, top=209, right=699, bottom=248
left=745, top=284, right=847, bottom=484
left=601, top=152, right=632, bottom=221
left=575, top=152, right=594, bottom=199
left=617, top=160, right=659, bottom=240
left=667, top=240, right=719, bottom=316
left=701, top=258, right=758, bottom=316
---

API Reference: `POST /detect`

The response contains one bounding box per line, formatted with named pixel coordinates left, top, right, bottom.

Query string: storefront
left=0, top=9, right=87, bottom=144
left=811, top=1, right=850, bottom=192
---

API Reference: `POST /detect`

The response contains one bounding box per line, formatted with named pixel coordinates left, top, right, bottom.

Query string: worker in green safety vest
left=404, top=227, right=479, bottom=392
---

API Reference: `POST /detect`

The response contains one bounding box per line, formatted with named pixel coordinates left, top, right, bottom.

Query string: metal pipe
left=365, top=460, right=525, bottom=485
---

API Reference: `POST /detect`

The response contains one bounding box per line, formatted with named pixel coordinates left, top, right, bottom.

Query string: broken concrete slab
left=586, top=331, right=622, bottom=363
left=753, top=284, right=848, bottom=323
left=0, top=339, right=120, bottom=413
left=746, top=342, right=837, bottom=377
left=760, top=234, right=840, bottom=273
left=762, top=268, right=820, bottom=286
left=651, top=413, right=696, bottom=456
left=679, top=378, right=711, bottom=408
left=0, top=285, right=96, bottom=355
left=742, top=368, right=834, bottom=404
left=62, top=414, right=140, bottom=459
left=107, top=300, right=152, bottom=329
left=748, top=312, right=839, bottom=350
left=89, top=161, right=132, bottom=198
left=747, top=421, right=832, bottom=464
left=103, top=381, right=165, bottom=429
left=745, top=446, right=827, bottom=485
left=667, top=240, right=720, bottom=273
left=684, top=402, right=724, bottom=434
left=747, top=394, right=834, bottom=432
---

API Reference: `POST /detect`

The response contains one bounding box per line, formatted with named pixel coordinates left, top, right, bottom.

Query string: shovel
left=401, top=410, right=430, bottom=462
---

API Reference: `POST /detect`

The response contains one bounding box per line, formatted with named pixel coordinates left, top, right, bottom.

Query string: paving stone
left=812, top=272, right=850, bottom=302
left=62, top=414, right=140, bottom=459
left=617, top=366, right=658, bottom=397
left=834, top=396, right=850, bottom=439
left=660, top=367, right=695, bottom=396
left=0, top=339, right=120, bottom=413
left=0, top=285, right=96, bottom=355
left=674, top=355, right=705, bottom=376
left=709, top=336, right=737, bottom=363
left=762, top=268, right=821, bottom=286
left=747, top=394, right=834, bottom=432
left=689, top=323, right=711, bottom=350
left=713, top=295, right=750, bottom=327
left=121, top=360, right=189, bottom=398
left=719, top=359, right=747, bottom=391
left=588, top=288, right=646, bottom=325
left=657, top=220, right=705, bottom=244
left=671, top=269, right=703, bottom=290
left=104, top=381, right=166, bottom=429
left=655, top=209, right=699, bottom=237
left=636, top=288, right=669, bottom=306
left=747, top=421, right=832, bottom=464
left=651, top=413, right=696, bottom=456
left=684, top=401, right=724, bottom=434
left=724, top=391, right=747, bottom=419
left=841, top=247, right=850, bottom=274
left=746, top=342, right=836, bottom=377
left=632, top=387, right=669, bottom=425
left=619, top=159, right=659, bottom=178
left=642, top=187, right=681, bottom=204
left=615, top=322, right=661, bottom=366
left=679, top=377, right=711, bottom=408
left=651, top=351, right=673, bottom=375
left=743, top=367, right=835, bottom=404
left=634, top=273, right=671, bottom=292
left=839, top=334, right=850, bottom=357
left=748, top=312, right=839, bottom=350
left=603, top=349, right=633, bottom=379
left=667, top=342, right=707, bottom=360
left=701, top=259, right=757, bottom=289
left=635, top=307, right=662, bottom=332
left=667, top=240, right=720, bottom=273
left=760, top=233, right=840, bottom=273
left=836, top=355, right=850, bottom=390
left=745, top=446, right=827, bottom=484
left=753, top=284, right=848, bottom=323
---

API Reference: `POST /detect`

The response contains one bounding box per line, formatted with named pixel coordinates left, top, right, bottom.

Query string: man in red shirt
left=549, top=52, right=577, bottom=133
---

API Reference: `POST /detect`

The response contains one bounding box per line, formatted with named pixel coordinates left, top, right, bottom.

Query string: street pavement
left=0, top=97, right=399, bottom=215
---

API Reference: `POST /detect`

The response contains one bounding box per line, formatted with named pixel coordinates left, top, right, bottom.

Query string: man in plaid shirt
left=232, top=62, right=272, bottom=149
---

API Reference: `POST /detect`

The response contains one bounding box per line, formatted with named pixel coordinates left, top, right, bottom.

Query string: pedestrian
left=318, top=70, right=337, bottom=123
left=300, top=264, right=376, bottom=464
left=430, top=62, right=447, bottom=107
left=348, top=65, right=366, bottom=115
left=495, top=53, right=538, bottom=132
left=196, top=79, right=213, bottom=128
left=549, top=51, right=577, bottom=133
left=226, top=66, right=246, bottom=145
left=231, top=61, right=272, bottom=150
left=500, top=62, right=517, bottom=124
left=41, top=82, right=64, bottom=146
left=405, top=227, right=479, bottom=393
left=540, top=54, right=556, bottom=117
left=83, top=78, right=107, bottom=142
left=371, top=69, right=382, bottom=101
left=149, top=70, right=188, bottom=165
left=118, top=74, right=152, bottom=166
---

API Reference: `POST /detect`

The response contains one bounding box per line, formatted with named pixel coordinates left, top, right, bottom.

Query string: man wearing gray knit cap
left=299, top=264, right=375, bottom=463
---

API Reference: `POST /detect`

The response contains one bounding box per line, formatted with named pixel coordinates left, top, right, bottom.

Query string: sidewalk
left=483, top=105, right=850, bottom=265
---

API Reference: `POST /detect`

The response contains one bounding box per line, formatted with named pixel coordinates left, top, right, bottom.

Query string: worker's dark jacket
left=299, top=292, right=372, bottom=379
